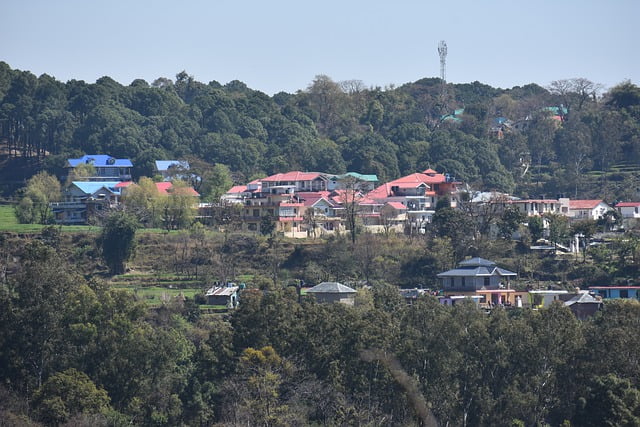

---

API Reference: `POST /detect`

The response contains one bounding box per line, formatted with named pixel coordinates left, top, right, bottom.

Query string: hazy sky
left=2, top=0, right=638, bottom=95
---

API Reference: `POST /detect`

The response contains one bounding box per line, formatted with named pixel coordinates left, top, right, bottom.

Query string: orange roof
left=116, top=181, right=134, bottom=188
left=226, top=185, right=247, bottom=193
left=367, top=171, right=451, bottom=200
left=297, top=191, right=331, bottom=199
left=569, top=199, right=603, bottom=210
left=155, top=182, right=200, bottom=196
left=261, top=171, right=323, bottom=182
left=616, top=202, right=640, bottom=207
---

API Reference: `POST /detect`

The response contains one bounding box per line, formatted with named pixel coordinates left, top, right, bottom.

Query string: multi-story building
left=366, top=168, right=461, bottom=228
left=51, top=181, right=122, bottom=224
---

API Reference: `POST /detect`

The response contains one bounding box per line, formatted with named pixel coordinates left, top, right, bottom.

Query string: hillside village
left=2, top=60, right=640, bottom=425
left=36, top=151, right=640, bottom=314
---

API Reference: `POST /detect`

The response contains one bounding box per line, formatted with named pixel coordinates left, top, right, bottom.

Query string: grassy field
left=112, top=284, right=204, bottom=306
left=0, top=205, right=98, bottom=233
left=0, top=205, right=179, bottom=235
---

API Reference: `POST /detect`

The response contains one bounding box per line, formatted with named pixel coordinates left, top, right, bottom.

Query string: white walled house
left=615, top=202, right=640, bottom=219
left=569, top=200, right=612, bottom=221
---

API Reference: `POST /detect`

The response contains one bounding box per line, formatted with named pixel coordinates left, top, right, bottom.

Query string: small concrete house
left=437, top=257, right=517, bottom=292
left=306, top=282, right=356, bottom=305
left=564, top=292, right=602, bottom=320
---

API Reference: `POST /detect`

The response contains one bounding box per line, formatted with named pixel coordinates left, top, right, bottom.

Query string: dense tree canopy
left=1, top=62, right=638, bottom=201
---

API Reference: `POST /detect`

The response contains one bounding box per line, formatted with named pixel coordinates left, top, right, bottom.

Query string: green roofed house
left=437, top=257, right=517, bottom=292
left=306, top=282, right=357, bottom=305
left=328, top=172, right=379, bottom=192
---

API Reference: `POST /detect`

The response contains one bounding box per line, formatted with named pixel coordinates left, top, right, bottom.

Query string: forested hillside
left=1, top=61, right=639, bottom=200
left=1, top=233, right=640, bottom=426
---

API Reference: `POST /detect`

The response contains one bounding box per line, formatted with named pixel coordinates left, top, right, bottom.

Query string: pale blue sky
left=1, top=0, right=638, bottom=94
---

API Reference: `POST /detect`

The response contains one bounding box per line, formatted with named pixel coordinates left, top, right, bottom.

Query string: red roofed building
left=569, top=199, right=612, bottom=221
left=367, top=168, right=462, bottom=228
left=155, top=181, right=200, bottom=197
left=615, top=202, right=640, bottom=219
left=260, top=171, right=329, bottom=192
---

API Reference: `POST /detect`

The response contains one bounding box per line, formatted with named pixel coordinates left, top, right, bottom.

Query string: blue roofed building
left=154, top=160, right=191, bottom=181
left=51, top=181, right=123, bottom=224
left=437, top=257, right=517, bottom=292
left=67, top=154, right=133, bottom=181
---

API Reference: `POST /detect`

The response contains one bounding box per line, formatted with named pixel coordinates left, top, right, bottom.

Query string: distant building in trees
left=306, top=282, right=357, bottom=305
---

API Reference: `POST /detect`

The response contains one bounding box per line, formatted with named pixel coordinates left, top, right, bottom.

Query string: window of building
left=253, top=209, right=260, bottom=217
left=620, top=289, right=629, bottom=298
left=484, top=277, right=490, bottom=288
left=461, top=277, right=466, bottom=287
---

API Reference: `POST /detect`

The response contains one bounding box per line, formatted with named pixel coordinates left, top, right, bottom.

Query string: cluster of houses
left=51, top=155, right=199, bottom=224
left=49, top=153, right=640, bottom=317
left=221, top=168, right=632, bottom=243
left=328, top=256, right=638, bottom=316
left=52, top=154, right=640, bottom=245
left=205, top=256, right=638, bottom=320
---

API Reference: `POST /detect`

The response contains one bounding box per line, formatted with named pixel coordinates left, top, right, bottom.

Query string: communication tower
left=438, top=40, right=447, bottom=82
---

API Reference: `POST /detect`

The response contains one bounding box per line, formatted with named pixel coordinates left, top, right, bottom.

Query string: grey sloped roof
left=495, top=267, right=517, bottom=277
left=564, top=292, right=600, bottom=306
left=437, top=266, right=517, bottom=278
left=458, top=257, right=496, bottom=267
left=437, top=267, right=494, bottom=277
left=307, top=282, right=356, bottom=294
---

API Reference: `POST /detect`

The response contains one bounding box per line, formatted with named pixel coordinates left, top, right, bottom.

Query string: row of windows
left=446, top=277, right=492, bottom=288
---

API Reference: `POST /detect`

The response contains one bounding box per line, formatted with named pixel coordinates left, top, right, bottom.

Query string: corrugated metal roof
left=205, top=286, right=239, bottom=296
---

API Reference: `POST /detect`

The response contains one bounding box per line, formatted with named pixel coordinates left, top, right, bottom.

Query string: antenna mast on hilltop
left=438, top=40, right=447, bottom=82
